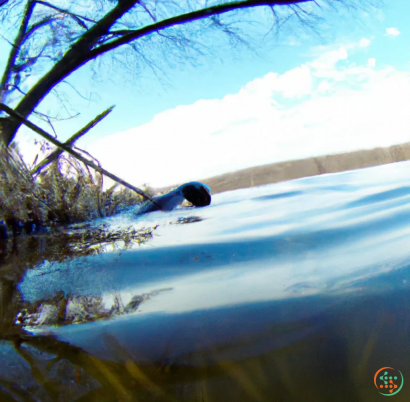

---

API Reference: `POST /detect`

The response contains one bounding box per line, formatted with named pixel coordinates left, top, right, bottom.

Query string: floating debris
left=170, top=216, right=203, bottom=225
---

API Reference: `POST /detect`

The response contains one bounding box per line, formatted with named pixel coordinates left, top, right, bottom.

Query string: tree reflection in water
left=0, top=224, right=173, bottom=401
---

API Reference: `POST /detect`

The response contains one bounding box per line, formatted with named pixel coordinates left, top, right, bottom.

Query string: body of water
left=4, top=161, right=410, bottom=401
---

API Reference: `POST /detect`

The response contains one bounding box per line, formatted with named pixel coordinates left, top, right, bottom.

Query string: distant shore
left=152, top=141, right=410, bottom=196
left=161, top=141, right=410, bottom=195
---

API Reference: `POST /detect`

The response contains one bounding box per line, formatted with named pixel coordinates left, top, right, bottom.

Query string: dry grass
left=0, top=144, right=148, bottom=236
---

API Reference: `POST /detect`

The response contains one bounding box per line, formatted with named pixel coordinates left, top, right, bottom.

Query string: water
left=4, top=161, right=410, bottom=400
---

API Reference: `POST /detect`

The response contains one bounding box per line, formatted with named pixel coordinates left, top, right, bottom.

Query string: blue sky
left=2, top=0, right=410, bottom=187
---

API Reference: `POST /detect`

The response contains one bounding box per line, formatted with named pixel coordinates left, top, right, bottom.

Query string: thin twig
left=87, top=0, right=311, bottom=60
left=34, top=0, right=96, bottom=27
left=60, top=80, right=90, bottom=101
left=33, top=111, right=57, bottom=137
left=139, top=0, right=156, bottom=22
left=0, top=33, right=18, bottom=48
left=0, top=0, right=36, bottom=101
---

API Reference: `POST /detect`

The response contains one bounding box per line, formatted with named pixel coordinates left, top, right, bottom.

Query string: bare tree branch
left=1, top=0, right=141, bottom=145
left=86, top=0, right=310, bottom=60
left=24, top=15, right=54, bottom=40
left=51, top=87, right=79, bottom=118
left=0, top=32, right=18, bottom=48
left=5, top=84, right=77, bottom=132
left=60, top=80, right=90, bottom=101
left=139, top=0, right=156, bottom=22
left=7, top=84, right=26, bottom=96
left=33, top=109, right=58, bottom=136
left=0, top=0, right=9, bottom=9
left=0, top=103, right=161, bottom=207
left=31, top=105, right=115, bottom=175
left=34, top=0, right=96, bottom=29
left=0, top=0, right=36, bottom=102
left=12, top=45, right=46, bottom=75
left=0, top=0, right=367, bottom=146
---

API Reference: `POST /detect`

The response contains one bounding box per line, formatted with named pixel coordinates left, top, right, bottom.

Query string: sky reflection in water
left=17, top=161, right=410, bottom=363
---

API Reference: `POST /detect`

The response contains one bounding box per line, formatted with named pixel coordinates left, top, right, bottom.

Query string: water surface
left=7, top=161, right=410, bottom=400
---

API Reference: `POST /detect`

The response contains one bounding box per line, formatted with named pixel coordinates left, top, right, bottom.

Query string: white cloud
left=309, top=38, right=372, bottom=56
left=309, top=47, right=348, bottom=72
left=77, top=43, right=410, bottom=188
left=386, top=27, right=400, bottom=37
left=358, top=38, right=371, bottom=47
left=367, top=58, right=376, bottom=68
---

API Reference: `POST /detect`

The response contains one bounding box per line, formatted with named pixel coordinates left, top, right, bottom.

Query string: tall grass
left=0, top=144, right=147, bottom=236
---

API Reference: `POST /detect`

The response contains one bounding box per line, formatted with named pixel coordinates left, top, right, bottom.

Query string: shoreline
left=195, top=141, right=410, bottom=195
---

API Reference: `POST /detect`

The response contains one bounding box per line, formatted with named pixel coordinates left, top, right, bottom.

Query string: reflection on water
left=16, top=288, right=172, bottom=329
left=3, top=162, right=410, bottom=400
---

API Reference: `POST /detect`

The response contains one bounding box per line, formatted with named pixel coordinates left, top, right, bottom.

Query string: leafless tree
left=0, top=0, right=376, bottom=146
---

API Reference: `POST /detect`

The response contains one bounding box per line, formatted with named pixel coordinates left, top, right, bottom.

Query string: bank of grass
left=0, top=144, right=151, bottom=237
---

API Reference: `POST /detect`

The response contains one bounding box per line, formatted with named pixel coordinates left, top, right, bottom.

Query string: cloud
left=308, top=47, right=348, bottom=74
left=358, top=38, right=371, bottom=47
left=82, top=43, right=410, bottom=188
left=386, top=27, right=400, bottom=37
left=309, top=38, right=372, bottom=56
left=367, top=58, right=376, bottom=68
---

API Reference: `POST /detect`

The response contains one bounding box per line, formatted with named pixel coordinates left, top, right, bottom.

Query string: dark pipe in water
left=136, top=182, right=211, bottom=215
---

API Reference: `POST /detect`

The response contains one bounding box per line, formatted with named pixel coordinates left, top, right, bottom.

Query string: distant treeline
left=199, top=142, right=410, bottom=194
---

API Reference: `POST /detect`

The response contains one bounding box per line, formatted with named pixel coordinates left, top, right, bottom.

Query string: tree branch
left=0, top=0, right=9, bottom=10
left=60, top=80, right=90, bottom=101
left=86, top=0, right=310, bottom=60
left=31, top=105, right=115, bottom=175
left=0, top=32, right=18, bottom=48
left=1, top=0, right=314, bottom=146
left=139, top=0, right=156, bottom=22
left=1, top=0, right=140, bottom=145
left=6, top=84, right=76, bottom=130
left=24, top=16, right=54, bottom=40
left=33, top=109, right=58, bottom=136
left=7, top=84, right=26, bottom=96
left=12, top=45, right=46, bottom=74
left=106, top=29, right=135, bottom=37
left=0, top=103, right=161, bottom=208
left=0, top=0, right=36, bottom=102
left=34, top=0, right=96, bottom=28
